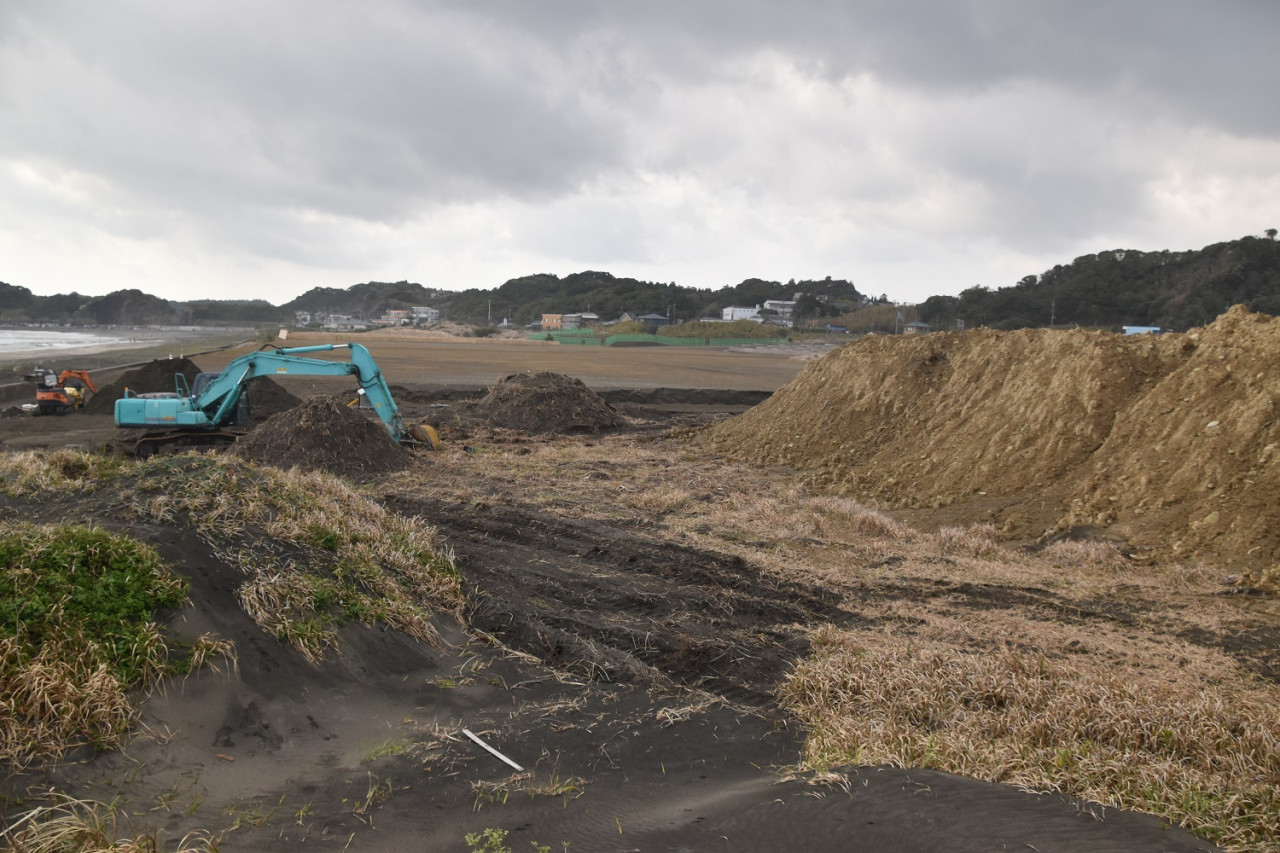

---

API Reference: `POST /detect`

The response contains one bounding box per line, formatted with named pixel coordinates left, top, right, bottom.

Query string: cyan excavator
left=114, top=342, right=440, bottom=457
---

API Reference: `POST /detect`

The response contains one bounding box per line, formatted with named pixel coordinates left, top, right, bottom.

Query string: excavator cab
left=190, top=372, right=250, bottom=426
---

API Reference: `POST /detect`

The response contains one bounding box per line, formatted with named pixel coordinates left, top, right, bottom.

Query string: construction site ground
left=1, top=330, right=1271, bottom=851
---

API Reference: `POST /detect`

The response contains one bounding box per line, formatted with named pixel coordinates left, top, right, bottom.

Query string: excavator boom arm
left=116, top=343, right=409, bottom=442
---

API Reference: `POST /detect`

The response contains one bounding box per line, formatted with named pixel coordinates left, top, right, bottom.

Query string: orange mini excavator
left=26, top=367, right=97, bottom=415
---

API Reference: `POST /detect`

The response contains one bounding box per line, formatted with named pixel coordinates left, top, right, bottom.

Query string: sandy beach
left=0, top=327, right=255, bottom=404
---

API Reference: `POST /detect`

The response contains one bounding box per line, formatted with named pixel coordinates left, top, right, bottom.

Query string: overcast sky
left=2, top=1, right=1277, bottom=306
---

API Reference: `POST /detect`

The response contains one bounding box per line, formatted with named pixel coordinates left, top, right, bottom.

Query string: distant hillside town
left=3, top=232, right=1278, bottom=334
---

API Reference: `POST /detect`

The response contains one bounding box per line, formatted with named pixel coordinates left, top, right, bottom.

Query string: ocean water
left=0, top=328, right=134, bottom=355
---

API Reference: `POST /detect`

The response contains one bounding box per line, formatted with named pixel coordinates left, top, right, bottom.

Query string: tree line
left=917, top=235, right=1280, bottom=332
left=4, top=233, right=1278, bottom=332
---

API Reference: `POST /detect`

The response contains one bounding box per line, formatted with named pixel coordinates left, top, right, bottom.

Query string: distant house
left=412, top=306, right=440, bottom=323
left=294, top=310, right=312, bottom=326
left=722, top=306, right=761, bottom=322
left=637, top=313, right=670, bottom=329
left=559, top=312, right=600, bottom=330
left=825, top=324, right=849, bottom=334
left=541, top=313, right=563, bottom=330
left=762, top=299, right=797, bottom=322
left=322, top=314, right=368, bottom=332
left=377, top=309, right=411, bottom=326
left=1123, top=325, right=1162, bottom=335
left=903, top=321, right=932, bottom=335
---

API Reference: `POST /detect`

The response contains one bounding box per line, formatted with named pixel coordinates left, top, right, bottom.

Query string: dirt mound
left=233, top=396, right=409, bottom=478
left=244, top=376, right=301, bottom=421
left=703, top=306, right=1280, bottom=574
left=437, top=371, right=625, bottom=434
left=84, top=358, right=202, bottom=413
left=85, top=357, right=298, bottom=422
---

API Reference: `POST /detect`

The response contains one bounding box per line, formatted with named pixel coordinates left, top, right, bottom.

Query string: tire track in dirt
left=385, top=496, right=854, bottom=705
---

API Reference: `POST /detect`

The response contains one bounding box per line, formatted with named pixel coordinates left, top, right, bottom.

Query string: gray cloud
left=0, top=1, right=1276, bottom=303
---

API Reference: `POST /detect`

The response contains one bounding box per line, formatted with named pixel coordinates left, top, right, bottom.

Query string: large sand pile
left=704, top=306, right=1280, bottom=573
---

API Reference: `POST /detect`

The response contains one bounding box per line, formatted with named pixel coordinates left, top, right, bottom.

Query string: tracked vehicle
left=114, top=343, right=440, bottom=457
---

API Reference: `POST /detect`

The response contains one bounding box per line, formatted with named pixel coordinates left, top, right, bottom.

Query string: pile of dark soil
left=703, top=306, right=1280, bottom=576
left=244, top=377, right=301, bottom=421
left=233, top=396, right=409, bottom=478
left=434, top=371, right=625, bottom=434
left=84, top=358, right=202, bottom=413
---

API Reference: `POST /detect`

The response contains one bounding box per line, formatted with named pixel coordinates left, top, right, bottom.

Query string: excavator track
left=129, top=429, right=243, bottom=459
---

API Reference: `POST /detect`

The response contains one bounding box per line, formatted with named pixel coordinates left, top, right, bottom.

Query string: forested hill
left=918, top=234, right=1280, bottom=332
left=443, top=271, right=866, bottom=326
left=283, top=280, right=439, bottom=317
left=4, top=234, right=1277, bottom=331
left=0, top=283, right=289, bottom=326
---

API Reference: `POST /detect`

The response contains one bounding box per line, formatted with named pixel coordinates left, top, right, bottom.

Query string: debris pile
left=703, top=306, right=1280, bottom=577
left=234, top=396, right=410, bottom=478
left=437, top=372, right=624, bottom=434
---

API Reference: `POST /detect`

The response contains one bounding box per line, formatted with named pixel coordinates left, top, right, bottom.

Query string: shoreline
left=0, top=330, right=257, bottom=405
left=0, top=325, right=255, bottom=359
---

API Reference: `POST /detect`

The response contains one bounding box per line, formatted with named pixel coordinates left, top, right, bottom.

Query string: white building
left=412, top=306, right=441, bottom=323
left=722, top=305, right=761, bottom=321
left=322, top=314, right=368, bottom=331
left=762, top=299, right=797, bottom=320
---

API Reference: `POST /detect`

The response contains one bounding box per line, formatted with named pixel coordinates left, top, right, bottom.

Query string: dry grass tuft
left=0, top=637, right=134, bottom=769
left=128, top=454, right=464, bottom=661
left=629, top=484, right=696, bottom=515
left=931, top=523, right=1001, bottom=556
left=785, top=627, right=1280, bottom=853
left=0, top=449, right=128, bottom=496
left=1039, top=539, right=1132, bottom=573
left=0, top=791, right=217, bottom=852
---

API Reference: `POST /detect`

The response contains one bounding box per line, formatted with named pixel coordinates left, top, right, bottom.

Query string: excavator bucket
left=408, top=423, right=444, bottom=451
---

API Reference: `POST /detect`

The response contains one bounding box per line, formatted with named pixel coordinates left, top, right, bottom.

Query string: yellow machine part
left=408, top=423, right=443, bottom=451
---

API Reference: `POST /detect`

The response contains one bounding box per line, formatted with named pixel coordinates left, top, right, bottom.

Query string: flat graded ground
left=2, top=333, right=1270, bottom=852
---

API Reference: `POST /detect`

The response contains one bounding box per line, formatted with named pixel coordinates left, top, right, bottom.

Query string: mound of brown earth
left=244, top=376, right=301, bottom=421
left=438, top=371, right=625, bottom=434
left=84, top=358, right=202, bottom=413
left=233, top=395, right=409, bottom=478
left=703, top=306, right=1280, bottom=578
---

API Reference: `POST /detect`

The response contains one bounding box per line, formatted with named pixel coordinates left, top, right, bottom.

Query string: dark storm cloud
left=1, top=1, right=623, bottom=219
left=457, top=0, right=1280, bottom=134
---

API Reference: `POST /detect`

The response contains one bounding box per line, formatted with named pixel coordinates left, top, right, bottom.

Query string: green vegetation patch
left=659, top=319, right=788, bottom=339
left=0, top=523, right=187, bottom=767
left=0, top=524, right=185, bottom=682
